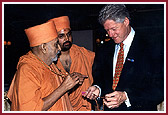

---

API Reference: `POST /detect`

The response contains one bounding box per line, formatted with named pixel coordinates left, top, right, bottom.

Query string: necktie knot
left=120, top=42, right=124, bottom=48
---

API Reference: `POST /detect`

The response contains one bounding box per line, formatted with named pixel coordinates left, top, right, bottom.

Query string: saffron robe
left=7, top=51, right=73, bottom=111
left=50, top=44, right=95, bottom=111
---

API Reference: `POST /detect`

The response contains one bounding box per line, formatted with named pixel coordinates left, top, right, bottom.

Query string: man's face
left=103, top=18, right=130, bottom=44
left=47, top=38, right=61, bottom=63
left=57, top=28, right=72, bottom=51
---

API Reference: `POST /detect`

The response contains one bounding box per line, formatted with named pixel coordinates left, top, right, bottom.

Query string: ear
left=123, top=17, right=130, bottom=27
left=40, top=43, right=47, bottom=54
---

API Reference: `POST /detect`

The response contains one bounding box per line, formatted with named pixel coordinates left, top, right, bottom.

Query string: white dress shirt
left=113, top=27, right=135, bottom=76
left=113, top=27, right=135, bottom=107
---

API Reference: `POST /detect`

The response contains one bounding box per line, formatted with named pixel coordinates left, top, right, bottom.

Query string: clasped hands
left=82, top=86, right=127, bottom=109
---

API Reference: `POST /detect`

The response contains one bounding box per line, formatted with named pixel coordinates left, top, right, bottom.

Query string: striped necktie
left=113, top=42, right=124, bottom=90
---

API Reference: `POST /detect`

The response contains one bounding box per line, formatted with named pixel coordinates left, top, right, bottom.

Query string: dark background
left=4, top=4, right=164, bottom=91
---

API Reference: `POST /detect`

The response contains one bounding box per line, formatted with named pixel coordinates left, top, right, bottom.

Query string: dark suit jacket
left=93, top=32, right=164, bottom=111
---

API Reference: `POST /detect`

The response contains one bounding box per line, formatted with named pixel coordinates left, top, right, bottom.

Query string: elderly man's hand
left=70, top=72, right=88, bottom=85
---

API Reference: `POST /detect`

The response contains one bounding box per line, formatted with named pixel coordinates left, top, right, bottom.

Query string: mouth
left=64, top=42, right=70, bottom=46
left=62, top=41, right=72, bottom=51
left=63, top=41, right=71, bottom=46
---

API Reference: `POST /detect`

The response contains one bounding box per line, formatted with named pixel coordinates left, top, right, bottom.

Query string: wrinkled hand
left=62, top=74, right=79, bottom=91
left=103, top=91, right=127, bottom=109
left=70, top=72, right=88, bottom=85
left=82, top=86, right=100, bottom=100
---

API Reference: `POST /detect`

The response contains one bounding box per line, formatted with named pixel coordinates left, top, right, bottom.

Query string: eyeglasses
left=58, top=31, right=72, bottom=39
left=94, top=96, right=105, bottom=111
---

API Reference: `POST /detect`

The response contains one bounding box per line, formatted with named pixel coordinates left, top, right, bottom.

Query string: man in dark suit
left=83, top=4, right=164, bottom=111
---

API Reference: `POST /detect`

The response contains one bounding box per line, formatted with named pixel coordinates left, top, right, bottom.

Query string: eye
left=67, top=31, right=72, bottom=37
left=112, top=28, right=116, bottom=31
left=106, top=29, right=109, bottom=32
left=58, top=34, right=65, bottom=39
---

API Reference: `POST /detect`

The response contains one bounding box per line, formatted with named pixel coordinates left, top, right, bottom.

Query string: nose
left=64, top=34, right=69, bottom=41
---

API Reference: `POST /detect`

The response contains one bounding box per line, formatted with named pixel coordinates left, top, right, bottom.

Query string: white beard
left=52, top=56, right=58, bottom=62
left=52, top=50, right=61, bottom=62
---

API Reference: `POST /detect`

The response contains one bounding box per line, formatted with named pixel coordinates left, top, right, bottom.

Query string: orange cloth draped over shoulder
left=50, top=44, right=95, bottom=111
left=49, top=16, right=95, bottom=111
left=7, top=52, right=73, bottom=111
left=7, top=21, right=73, bottom=111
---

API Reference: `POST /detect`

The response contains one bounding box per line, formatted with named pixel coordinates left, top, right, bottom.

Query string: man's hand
left=62, top=74, right=79, bottom=91
left=103, top=91, right=127, bottom=109
left=82, top=86, right=100, bottom=100
left=62, top=72, right=88, bottom=91
left=70, top=72, right=88, bottom=85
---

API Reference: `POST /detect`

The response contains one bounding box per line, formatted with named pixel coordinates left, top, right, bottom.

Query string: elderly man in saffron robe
left=7, top=21, right=87, bottom=111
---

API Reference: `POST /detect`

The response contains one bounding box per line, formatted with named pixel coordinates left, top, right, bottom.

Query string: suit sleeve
left=92, top=48, right=105, bottom=93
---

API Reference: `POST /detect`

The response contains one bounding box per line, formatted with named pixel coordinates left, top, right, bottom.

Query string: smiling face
left=57, top=28, right=72, bottom=51
left=103, top=17, right=130, bottom=44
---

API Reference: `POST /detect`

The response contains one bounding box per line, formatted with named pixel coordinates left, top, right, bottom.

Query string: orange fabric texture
left=50, top=44, right=95, bottom=111
left=7, top=51, right=73, bottom=111
left=48, top=16, right=70, bottom=32
left=25, top=21, right=58, bottom=47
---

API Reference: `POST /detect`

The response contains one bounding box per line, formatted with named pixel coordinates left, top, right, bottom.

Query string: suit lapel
left=121, top=40, right=137, bottom=76
left=116, top=35, right=139, bottom=90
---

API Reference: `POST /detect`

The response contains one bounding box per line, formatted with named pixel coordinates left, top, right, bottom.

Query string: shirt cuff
left=93, top=85, right=101, bottom=99
left=124, top=91, right=131, bottom=107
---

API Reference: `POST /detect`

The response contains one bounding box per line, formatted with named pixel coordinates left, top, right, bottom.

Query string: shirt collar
left=123, top=27, right=135, bottom=46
